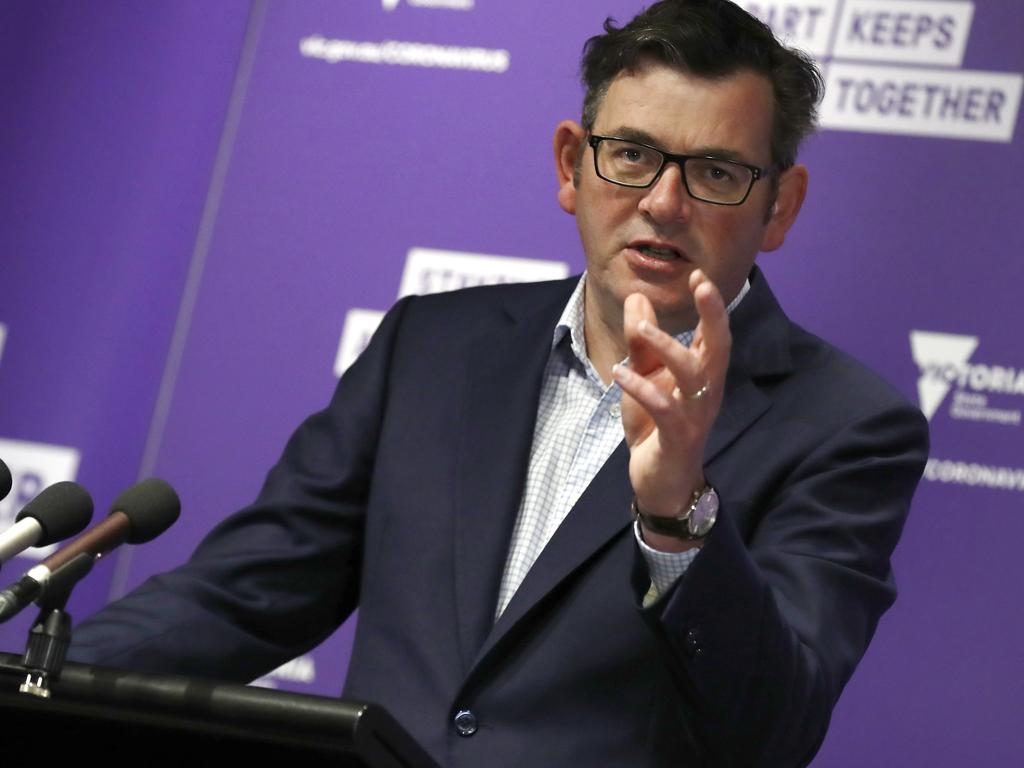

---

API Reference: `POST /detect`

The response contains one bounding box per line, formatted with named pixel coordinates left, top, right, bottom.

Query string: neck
left=582, top=282, right=700, bottom=385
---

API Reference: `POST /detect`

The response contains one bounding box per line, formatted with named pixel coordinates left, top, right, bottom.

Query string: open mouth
left=633, top=244, right=681, bottom=261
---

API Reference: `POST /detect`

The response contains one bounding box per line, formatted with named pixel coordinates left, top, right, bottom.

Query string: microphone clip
left=17, top=553, right=96, bottom=699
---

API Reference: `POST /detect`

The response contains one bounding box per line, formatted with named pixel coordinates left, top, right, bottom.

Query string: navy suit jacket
left=71, top=268, right=928, bottom=767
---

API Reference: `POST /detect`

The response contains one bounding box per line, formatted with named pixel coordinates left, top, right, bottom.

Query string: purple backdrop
left=2, top=1, right=1021, bottom=764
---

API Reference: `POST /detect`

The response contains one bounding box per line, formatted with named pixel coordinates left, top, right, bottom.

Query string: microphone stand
left=17, top=554, right=95, bottom=698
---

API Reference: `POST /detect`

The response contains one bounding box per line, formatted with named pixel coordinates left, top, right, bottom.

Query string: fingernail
left=638, top=320, right=655, bottom=338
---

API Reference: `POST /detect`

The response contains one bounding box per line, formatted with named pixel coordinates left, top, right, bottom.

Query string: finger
left=691, top=274, right=732, bottom=376
left=612, top=362, right=675, bottom=423
left=613, top=363, right=705, bottom=451
left=623, top=293, right=661, bottom=375
left=634, top=318, right=704, bottom=393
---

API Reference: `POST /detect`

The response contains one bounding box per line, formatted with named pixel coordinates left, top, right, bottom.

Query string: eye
left=704, top=163, right=737, bottom=182
left=615, top=145, right=656, bottom=165
left=596, top=139, right=664, bottom=185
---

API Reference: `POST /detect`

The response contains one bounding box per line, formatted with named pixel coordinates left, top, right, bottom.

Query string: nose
left=637, top=161, right=691, bottom=222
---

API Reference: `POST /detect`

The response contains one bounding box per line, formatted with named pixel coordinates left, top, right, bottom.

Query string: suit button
left=683, top=628, right=703, bottom=658
left=453, top=709, right=478, bottom=736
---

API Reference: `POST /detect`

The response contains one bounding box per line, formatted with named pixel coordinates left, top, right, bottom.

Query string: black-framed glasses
left=587, top=134, right=770, bottom=206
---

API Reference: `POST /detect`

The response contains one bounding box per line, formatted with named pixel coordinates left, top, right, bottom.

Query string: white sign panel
left=334, top=308, right=386, bottom=377
left=736, top=0, right=842, bottom=57
left=0, top=438, right=82, bottom=560
left=336, top=249, right=570, bottom=376
left=398, top=248, right=569, bottom=298
left=833, top=0, right=974, bottom=67
left=821, top=63, right=1023, bottom=142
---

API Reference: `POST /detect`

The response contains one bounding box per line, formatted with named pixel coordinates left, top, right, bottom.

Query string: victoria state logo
left=909, top=330, right=1024, bottom=425
left=909, top=330, right=978, bottom=419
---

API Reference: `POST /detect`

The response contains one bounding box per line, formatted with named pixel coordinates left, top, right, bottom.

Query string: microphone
left=0, top=481, right=94, bottom=565
left=0, top=478, right=180, bottom=622
left=42, top=477, right=180, bottom=572
left=0, top=458, right=11, bottom=502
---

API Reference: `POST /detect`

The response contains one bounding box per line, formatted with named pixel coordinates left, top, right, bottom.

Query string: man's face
left=557, top=62, right=795, bottom=335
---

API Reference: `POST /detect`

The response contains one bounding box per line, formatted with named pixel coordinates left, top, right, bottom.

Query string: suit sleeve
left=634, top=398, right=929, bottom=767
left=68, top=297, right=414, bottom=682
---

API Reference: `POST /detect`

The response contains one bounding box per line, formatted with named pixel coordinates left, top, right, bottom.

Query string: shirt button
left=609, top=404, right=622, bottom=419
left=453, top=709, right=478, bottom=736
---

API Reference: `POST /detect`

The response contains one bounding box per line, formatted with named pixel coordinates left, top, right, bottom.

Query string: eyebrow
left=599, top=126, right=753, bottom=165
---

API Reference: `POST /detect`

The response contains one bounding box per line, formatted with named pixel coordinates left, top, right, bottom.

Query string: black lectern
left=0, top=652, right=439, bottom=767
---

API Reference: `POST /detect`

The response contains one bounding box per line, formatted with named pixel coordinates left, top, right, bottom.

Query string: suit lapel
left=705, top=375, right=771, bottom=464
left=707, top=267, right=793, bottom=462
left=475, top=442, right=634, bottom=665
left=460, top=267, right=795, bottom=674
left=452, top=279, right=577, bottom=671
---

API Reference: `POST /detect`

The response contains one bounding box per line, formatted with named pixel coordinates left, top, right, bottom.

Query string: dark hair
left=580, top=0, right=823, bottom=170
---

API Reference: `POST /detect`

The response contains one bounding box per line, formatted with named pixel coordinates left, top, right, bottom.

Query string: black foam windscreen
left=109, top=478, right=181, bottom=544
left=0, top=459, right=11, bottom=502
left=15, top=481, right=94, bottom=545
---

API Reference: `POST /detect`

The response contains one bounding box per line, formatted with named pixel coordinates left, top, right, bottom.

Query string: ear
left=760, top=164, right=808, bottom=252
left=553, top=120, right=586, bottom=215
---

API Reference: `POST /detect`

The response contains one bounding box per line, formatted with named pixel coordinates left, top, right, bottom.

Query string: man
left=70, top=1, right=929, bottom=765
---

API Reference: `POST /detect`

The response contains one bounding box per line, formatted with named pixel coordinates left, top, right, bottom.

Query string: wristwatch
left=632, top=485, right=719, bottom=540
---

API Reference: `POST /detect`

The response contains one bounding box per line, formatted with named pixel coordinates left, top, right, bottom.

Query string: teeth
left=638, top=245, right=677, bottom=260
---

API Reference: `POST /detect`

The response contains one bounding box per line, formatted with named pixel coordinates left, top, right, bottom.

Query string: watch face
left=688, top=488, right=719, bottom=537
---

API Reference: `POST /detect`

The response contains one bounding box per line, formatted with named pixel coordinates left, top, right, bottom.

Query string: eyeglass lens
left=595, top=138, right=753, bottom=204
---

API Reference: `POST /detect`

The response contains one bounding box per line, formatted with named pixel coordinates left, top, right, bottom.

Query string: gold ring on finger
left=677, top=381, right=709, bottom=401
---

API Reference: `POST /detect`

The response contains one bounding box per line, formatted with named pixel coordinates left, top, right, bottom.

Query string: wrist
left=634, top=469, right=706, bottom=518
left=632, top=484, right=719, bottom=541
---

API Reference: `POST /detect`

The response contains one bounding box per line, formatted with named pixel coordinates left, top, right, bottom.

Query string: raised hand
left=611, top=270, right=732, bottom=547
